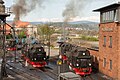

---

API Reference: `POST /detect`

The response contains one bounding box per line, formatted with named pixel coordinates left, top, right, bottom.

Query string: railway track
left=85, top=76, right=94, bottom=80
left=35, top=67, right=57, bottom=80
left=7, top=62, right=58, bottom=80
left=6, top=63, right=41, bottom=80
left=6, top=50, right=58, bottom=80
left=20, top=57, right=58, bottom=80
left=44, top=67, right=58, bottom=79
left=82, top=75, right=94, bottom=80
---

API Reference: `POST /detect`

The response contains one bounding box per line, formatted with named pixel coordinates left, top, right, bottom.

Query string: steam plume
left=62, top=0, right=94, bottom=22
left=12, top=0, right=44, bottom=21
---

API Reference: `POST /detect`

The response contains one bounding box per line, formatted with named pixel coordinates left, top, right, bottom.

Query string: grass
left=81, top=35, right=98, bottom=41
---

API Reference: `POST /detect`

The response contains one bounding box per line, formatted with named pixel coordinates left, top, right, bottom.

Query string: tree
left=37, top=24, right=55, bottom=43
left=37, top=24, right=55, bottom=58
left=18, top=29, right=27, bottom=39
left=6, top=33, right=13, bottom=39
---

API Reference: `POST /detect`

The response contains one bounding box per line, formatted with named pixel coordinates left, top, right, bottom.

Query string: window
left=103, top=58, right=106, bottom=67
left=103, top=36, right=106, bottom=47
left=110, top=60, right=112, bottom=70
left=101, top=9, right=118, bottom=23
left=109, top=36, right=112, bottom=48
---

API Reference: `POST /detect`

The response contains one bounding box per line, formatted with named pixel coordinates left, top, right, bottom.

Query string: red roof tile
left=14, top=21, right=29, bottom=28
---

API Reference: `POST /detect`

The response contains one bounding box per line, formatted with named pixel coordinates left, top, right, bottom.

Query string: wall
left=99, top=22, right=119, bottom=79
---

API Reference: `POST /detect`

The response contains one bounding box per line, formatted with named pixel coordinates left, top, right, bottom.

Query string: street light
left=0, top=0, right=10, bottom=79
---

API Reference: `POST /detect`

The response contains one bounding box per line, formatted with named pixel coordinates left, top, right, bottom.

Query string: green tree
left=6, top=33, right=13, bottom=39
left=37, top=24, right=55, bottom=42
left=18, top=29, right=27, bottom=38
left=37, top=24, right=55, bottom=58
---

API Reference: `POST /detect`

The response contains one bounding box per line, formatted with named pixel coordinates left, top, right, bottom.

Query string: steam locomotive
left=59, top=42, right=92, bottom=76
left=22, top=44, right=48, bottom=68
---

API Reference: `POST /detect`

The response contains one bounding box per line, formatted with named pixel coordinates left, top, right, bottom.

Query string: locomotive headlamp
left=39, top=49, right=41, bottom=51
left=44, top=58, right=46, bottom=60
left=89, top=63, right=91, bottom=66
left=34, top=58, right=36, bottom=60
left=59, top=55, right=62, bottom=59
left=76, top=64, right=79, bottom=66
left=83, top=53, right=85, bottom=55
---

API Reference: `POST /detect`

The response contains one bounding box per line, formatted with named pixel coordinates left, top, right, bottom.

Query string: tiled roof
left=0, top=21, right=30, bottom=34
left=14, top=21, right=29, bottom=28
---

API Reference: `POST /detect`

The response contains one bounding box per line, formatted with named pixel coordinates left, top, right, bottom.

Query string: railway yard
left=0, top=48, right=112, bottom=80
left=0, top=0, right=119, bottom=80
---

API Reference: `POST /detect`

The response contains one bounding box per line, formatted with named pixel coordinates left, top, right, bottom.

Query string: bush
left=81, top=35, right=98, bottom=41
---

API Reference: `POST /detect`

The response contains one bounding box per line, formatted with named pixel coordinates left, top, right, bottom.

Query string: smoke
left=62, top=0, right=95, bottom=22
left=12, top=0, right=44, bottom=21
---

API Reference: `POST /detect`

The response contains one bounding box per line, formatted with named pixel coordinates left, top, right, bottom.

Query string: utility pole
left=62, top=23, right=65, bottom=42
left=0, top=0, right=10, bottom=79
left=48, top=25, right=50, bottom=60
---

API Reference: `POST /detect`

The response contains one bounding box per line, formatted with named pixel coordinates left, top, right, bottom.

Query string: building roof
left=6, top=24, right=11, bottom=32
left=4, top=21, right=30, bottom=34
left=93, top=2, right=120, bottom=12
left=14, top=21, right=29, bottom=28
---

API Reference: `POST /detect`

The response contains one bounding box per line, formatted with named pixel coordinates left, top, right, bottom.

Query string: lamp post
left=47, top=34, right=50, bottom=60
left=0, top=0, right=10, bottom=79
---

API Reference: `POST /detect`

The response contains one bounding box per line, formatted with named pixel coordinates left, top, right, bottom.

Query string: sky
left=4, top=0, right=119, bottom=22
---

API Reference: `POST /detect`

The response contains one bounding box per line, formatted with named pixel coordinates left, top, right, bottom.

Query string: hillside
left=7, top=20, right=99, bottom=31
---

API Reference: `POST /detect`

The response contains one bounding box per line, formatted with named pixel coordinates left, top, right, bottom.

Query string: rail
left=6, top=63, right=41, bottom=80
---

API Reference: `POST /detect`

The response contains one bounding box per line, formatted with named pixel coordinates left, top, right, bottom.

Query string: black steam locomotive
left=22, top=44, right=48, bottom=67
left=59, top=42, right=92, bottom=76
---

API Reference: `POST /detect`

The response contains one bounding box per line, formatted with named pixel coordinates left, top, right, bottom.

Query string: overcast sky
left=4, top=0, right=119, bottom=22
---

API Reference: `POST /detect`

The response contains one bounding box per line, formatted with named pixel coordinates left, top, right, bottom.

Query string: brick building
left=93, top=2, right=120, bottom=79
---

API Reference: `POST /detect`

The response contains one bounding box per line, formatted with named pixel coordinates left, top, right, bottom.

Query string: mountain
left=68, top=21, right=99, bottom=24
left=6, top=20, right=99, bottom=30
left=50, top=21, right=99, bottom=31
left=30, top=22, right=43, bottom=25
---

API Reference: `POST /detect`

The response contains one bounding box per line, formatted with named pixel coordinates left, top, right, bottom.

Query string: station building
left=90, top=2, right=120, bottom=80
